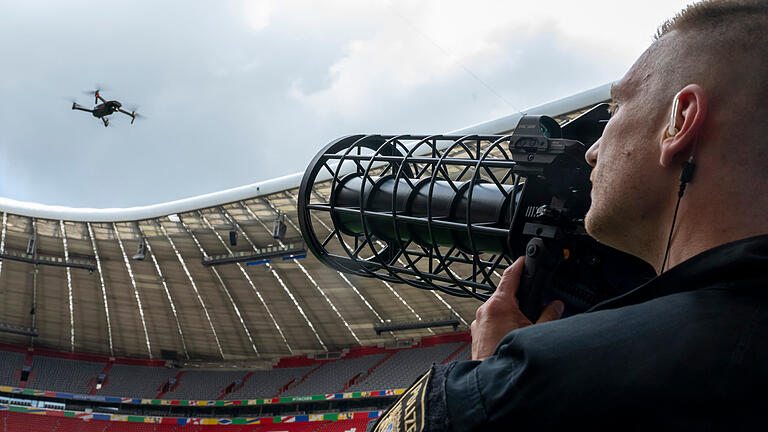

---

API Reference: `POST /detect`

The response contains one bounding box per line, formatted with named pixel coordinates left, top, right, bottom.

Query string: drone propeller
left=129, top=107, right=146, bottom=124
left=70, top=100, right=93, bottom=114
left=130, top=111, right=147, bottom=124
left=119, top=107, right=145, bottom=124
left=82, top=86, right=108, bottom=104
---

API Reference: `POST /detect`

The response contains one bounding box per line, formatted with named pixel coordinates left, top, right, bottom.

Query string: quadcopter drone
left=71, top=90, right=141, bottom=127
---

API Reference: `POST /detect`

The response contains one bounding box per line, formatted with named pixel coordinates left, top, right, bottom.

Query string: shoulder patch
left=373, top=368, right=432, bottom=432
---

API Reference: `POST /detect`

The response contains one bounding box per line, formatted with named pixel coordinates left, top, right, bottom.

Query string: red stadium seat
left=0, top=411, right=375, bottom=432
left=316, top=418, right=371, bottom=432
left=253, top=421, right=329, bottom=432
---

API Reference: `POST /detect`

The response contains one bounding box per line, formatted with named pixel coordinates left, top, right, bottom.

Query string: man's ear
left=659, top=84, right=708, bottom=168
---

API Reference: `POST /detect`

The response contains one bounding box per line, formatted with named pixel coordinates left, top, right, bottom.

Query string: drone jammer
left=297, top=105, right=653, bottom=320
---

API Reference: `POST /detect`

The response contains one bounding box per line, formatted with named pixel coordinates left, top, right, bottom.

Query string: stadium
left=0, top=83, right=609, bottom=431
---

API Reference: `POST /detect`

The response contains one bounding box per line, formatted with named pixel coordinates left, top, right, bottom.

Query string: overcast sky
left=0, top=0, right=693, bottom=208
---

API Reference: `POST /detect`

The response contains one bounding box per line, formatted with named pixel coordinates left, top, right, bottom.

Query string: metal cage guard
left=298, top=104, right=654, bottom=321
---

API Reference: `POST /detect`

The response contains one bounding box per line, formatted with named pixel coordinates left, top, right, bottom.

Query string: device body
left=297, top=104, right=654, bottom=320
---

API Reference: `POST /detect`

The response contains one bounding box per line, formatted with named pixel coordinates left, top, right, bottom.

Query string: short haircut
left=653, top=0, right=768, bottom=99
left=654, top=1, right=768, bottom=173
left=656, top=0, right=768, bottom=41
left=654, top=1, right=768, bottom=118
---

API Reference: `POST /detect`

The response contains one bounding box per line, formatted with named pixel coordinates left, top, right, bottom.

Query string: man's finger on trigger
left=537, top=300, right=565, bottom=323
left=496, top=256, right=525, bottom=296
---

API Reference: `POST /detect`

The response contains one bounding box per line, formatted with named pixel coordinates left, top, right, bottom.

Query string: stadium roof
left=0, top=84, right=610, bottom=363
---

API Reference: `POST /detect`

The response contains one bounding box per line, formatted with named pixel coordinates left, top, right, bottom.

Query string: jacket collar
left=590, top=234, right=768, bottom=312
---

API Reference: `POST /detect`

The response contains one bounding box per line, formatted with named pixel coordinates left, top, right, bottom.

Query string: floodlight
left=133, top=239, right=146, bottom=261
left=272, top=211, right=287, bottom=240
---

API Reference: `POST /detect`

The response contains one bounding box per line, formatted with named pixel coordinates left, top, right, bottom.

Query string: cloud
left=0, top=0, right=692, bottom=208
left=243, top=0, right=272, bottom=31
left=288, top=1, right=625, bottom=121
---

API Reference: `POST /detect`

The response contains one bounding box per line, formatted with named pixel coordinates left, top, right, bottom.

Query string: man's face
left=584, top=41, right=673, bottom=258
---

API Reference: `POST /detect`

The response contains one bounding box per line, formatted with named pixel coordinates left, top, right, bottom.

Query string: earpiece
left=661, top=89, right=696, bottom=273
left=665, top=91, right=683, bottom=138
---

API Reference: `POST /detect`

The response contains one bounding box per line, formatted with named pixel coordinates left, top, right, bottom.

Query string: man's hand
left=471, top=257, right=564, bottom=360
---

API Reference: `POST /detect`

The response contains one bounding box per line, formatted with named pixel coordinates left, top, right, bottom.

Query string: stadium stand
left=225, top=367, right=312, bottom=399
left=27, top=356, right=105, bottom=395
left=98, top=363, right=178, bottom=399
left=0, top=336, right=470, bottom=400
left=168, top=370, right=246, bottom=400
left=444, top=342, right=471, bottom=363
left=0, top=351, right=24, bottom=387
left=347, top=342, right=463, bottom=392
left=281, top=354, right=387, bottom=397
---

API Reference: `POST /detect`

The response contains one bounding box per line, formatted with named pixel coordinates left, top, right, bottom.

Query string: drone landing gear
left=101, top=118, right=109, bottom=127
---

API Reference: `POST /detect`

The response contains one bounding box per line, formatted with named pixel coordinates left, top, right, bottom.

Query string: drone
left=71, top=90, right=141, bottom=127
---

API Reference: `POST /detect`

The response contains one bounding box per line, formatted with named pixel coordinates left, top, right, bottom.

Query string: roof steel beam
left=59, top=221, right=75, bottom=351
left=185, top=211, right=260, bottom=356
left=293, top=189, right=470, bottom=329
left=234, top=204, right=361, bottom=345
left=0, top=249, right=96, bottom=272
left=141, top=223, right=190, bottom=360
left=430, top=291, right=469, bottom=327
left=112, top=223, right=153, bottom=358
left=278, top=195, right=407, bottom=339
left=201, top=209, right=294, bottom=354
left=278, top=195, right=389, bottom=325
left=158, top=221, right=225, bottom=359
left=206, top=207, right=325, bottom=350
left=86, top=223, right=114, bottom=356
left=377, top=245, right=469, bottom=329
left=287, top=192, right=427, bottom=325
left=184, top=214, right=292, bottom=353
left=270, top=265, right=327, bottom=351
left=386, top=251, right=468, bottom=328
left=201, top=211, right=307, bottom=353
left=0, top=213, right=6, bottom=279
left=208, top=266, right=260, bottom=356
left=30, top=219, right=37, bottom=335
left=337, top=272, right=383, bottom=323
left=374, top=317, right=460, bottom=335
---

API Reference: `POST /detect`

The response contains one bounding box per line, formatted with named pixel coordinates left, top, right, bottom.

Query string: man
left=371, top=0, right=768, bottom=429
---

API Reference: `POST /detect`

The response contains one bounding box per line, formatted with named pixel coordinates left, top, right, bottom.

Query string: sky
left=0, top=0, right=693, bottom=208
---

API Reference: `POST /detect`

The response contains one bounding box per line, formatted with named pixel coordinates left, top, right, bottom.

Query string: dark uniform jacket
left=373, top=234, right=768, bottom=431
